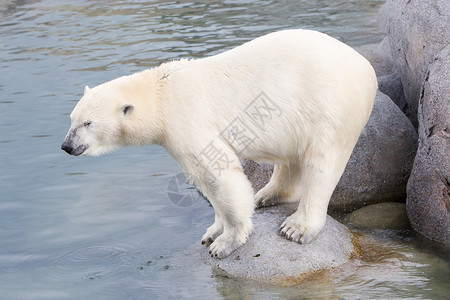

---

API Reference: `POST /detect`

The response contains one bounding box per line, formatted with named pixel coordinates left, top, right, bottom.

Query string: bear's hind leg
left=280, top=148, right=349, bottom=244
left=254, top=163, right=301, bottom=208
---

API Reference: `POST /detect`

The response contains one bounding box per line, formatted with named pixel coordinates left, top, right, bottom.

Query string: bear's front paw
left=279, top=213, right=324, bottom=244
left=207, top=222, right=252, bottom=258
left=201, top=221, right=224, bottom=246
left=208, top=233, right=242, bottom=258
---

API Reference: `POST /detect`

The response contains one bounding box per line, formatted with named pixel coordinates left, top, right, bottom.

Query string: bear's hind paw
left=254, top=193, right=285, bottom=208
left=279, top=213, right=323, bottom=244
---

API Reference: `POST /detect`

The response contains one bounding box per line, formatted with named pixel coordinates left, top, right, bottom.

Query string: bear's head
left=62, top=72, right=164, bottom=156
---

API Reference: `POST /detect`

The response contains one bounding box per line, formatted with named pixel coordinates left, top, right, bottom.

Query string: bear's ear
left=121, top=104, right=134, bottom=117
left=84, top=86, right=90, bottom=94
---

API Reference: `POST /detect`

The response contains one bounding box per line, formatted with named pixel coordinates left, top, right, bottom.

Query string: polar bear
left=62, top=29, right=377, bottom=258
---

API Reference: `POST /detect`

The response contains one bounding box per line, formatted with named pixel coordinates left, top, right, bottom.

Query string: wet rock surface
left=344, top=202, right=410, bottom=230
left=174, top=204, right=355, bottom=286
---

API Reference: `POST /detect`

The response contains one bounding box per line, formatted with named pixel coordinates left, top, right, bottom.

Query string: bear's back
left=161, top=29, right=377, bottom=157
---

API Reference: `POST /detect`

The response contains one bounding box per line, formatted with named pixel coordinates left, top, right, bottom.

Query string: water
left=0, top=0, right=448, bottom=299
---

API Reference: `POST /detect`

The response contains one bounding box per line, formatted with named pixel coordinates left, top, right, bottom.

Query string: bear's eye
left=83, top=121, right=92, bottom=128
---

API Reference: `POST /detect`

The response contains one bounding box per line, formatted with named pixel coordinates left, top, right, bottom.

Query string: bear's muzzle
left=61, top=141, right=87, bottom=156
left=61, top=128, right=88, bottom=156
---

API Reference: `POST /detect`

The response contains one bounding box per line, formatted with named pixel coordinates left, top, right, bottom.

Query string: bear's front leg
left=196, top=164, right=255, bottom=258
left=201, top=211, right=223, bottom=246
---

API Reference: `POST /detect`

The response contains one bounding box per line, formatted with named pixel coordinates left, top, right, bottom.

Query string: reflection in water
left=0, top=0, right=448, bottom=299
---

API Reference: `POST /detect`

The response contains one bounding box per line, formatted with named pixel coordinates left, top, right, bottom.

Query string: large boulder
left=358, top=39, right=407, bottom=111
left=331, top=91, right=417, bottom=210
left=243, top=91, right=418, bottom=211
left=173, top=204, right=355, bottom=286
left=406, top=45, right=450, bottom=244
left=379, top=0, right=450, bottom=127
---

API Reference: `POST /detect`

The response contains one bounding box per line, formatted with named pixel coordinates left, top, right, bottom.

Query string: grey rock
left=243, top=91, right=418, bottom=211
left=380, top=0, right=450, bottom=127
left=406, top=45, right=450, bottom=244
left=377, top=73, right=407, bottom=112
left=344, top=202, right=410, bottom=230
left=242, top=159, right=273, bottom=193
left=374, top=37, right=395, bottom=75
left=358, top=39, right=407, bottom=111
left=331, top=91, right=417, bottom=210
left=174, top=204, right=355, bottom=285
left=359, top=38, right=395, bottom=77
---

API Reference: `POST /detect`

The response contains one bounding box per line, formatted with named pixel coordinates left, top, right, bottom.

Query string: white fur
left=63, top=29, right=377, bottom=258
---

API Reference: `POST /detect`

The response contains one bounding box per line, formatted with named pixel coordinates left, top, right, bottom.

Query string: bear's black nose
left=61, top=142, right=73, bottom=154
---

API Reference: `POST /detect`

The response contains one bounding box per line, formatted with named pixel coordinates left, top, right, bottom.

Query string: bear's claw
left=202, top=222, right=224, bottom=246
left=279, top=213, right=323, bottom=244
left=208, top=235, right=236, bottom=258
left=254, top=194, right=285, bottom=208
